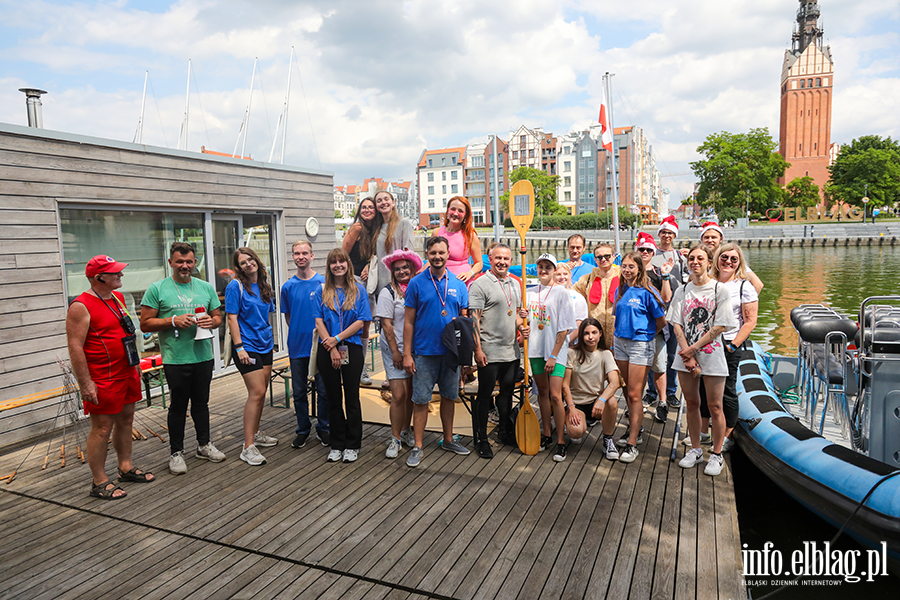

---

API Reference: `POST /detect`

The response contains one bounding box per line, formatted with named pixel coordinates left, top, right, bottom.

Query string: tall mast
left=604, top=72, right=621, bottom=253
left=134, top=70, right=147, bottom=144
left=234, top=58, right=257, bottom=159
left=269, top=47, right=294, bottom=164
left=177, top=59, right=191, bottom=150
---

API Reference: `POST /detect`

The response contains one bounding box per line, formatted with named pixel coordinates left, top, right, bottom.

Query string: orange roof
left=417, top=146, right=467, bottom=168
left=614, top=126, right=633, bottom=135
left=395, top=181, right=411, bottom=189
left=200, top=146, right=252, bottom=160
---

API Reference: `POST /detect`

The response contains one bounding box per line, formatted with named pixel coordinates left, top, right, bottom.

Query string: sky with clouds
left=1, top=0, right=898, bottom=207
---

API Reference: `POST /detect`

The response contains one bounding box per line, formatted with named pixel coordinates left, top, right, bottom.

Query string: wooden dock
left=0, top=355, right=745, bottom=600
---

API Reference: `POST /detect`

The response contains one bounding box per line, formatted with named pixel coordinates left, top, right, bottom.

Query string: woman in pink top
left=432, top=196, right=482, bottom=285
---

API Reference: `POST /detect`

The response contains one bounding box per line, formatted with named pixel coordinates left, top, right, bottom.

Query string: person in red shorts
left=66, top=255, right=155, bottom=500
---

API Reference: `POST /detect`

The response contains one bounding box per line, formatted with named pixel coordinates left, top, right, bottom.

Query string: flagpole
left=604, top=72, right=622, bottom=255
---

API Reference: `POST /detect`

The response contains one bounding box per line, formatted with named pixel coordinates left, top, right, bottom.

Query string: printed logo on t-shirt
left=684, top=297, right=719, bottom=354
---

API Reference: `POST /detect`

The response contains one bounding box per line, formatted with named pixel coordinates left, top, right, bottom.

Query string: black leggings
left=316, top=343, right=364, bottom=451
left=164, top=360, right=214, bottom=454
left=474, top=360, right=518, bottom=441
left=698, top=346, right=743, bottom=428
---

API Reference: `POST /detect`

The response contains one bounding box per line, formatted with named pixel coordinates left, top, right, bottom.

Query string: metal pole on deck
left=492, top=134, right=501, bottom=243
left=605, top=73, right=621, bottom=254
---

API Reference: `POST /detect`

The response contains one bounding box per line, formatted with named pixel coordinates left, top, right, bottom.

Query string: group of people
left=67, top=194, right=761, bottom=500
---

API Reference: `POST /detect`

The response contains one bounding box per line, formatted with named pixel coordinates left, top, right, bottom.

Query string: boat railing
left=856, top=296, right=900, bottom=465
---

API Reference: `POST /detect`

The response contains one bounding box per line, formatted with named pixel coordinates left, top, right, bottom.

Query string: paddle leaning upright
left=508, top=180, right=540, bottom=456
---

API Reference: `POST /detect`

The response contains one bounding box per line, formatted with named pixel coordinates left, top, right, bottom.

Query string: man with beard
left=402, top=236, right=470, bottom=467
left=141, top=242, right=225, bottom=475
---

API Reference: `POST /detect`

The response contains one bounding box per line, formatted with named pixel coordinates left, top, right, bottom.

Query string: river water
left=522, top=244, right=900, bottom=356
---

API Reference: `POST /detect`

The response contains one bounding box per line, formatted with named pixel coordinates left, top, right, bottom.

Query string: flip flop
left=90, top=480, right=127, bottom=500
left=117, top=467, right=155, bottom=483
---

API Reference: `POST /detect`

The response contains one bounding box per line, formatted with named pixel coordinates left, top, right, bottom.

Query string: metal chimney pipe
left=18, top=88, right=48, bottom=128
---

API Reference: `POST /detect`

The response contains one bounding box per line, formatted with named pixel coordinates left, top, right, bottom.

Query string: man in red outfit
left=66, top=255, right=155, bottom=500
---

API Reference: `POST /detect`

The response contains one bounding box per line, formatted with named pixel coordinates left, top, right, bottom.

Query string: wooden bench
left=0, top=387, right=68, bottom=413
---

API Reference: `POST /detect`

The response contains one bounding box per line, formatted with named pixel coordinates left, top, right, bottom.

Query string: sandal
left=117, top=467, right=155, bottom=483
left=90, top=480, right=127, bottom=500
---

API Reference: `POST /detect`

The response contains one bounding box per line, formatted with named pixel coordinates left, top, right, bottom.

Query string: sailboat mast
left=281, top=47, right=293, bottom=164
left=605, top=72, right=621, bottom=253
left=135, top=70, right=148, bottom=144
left=178, top=59, right=191, bottom=150
left=236, top=58, right=257, bottom=159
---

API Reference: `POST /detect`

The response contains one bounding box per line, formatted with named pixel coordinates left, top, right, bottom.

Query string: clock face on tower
left=305, top=217, right=319, bottom=237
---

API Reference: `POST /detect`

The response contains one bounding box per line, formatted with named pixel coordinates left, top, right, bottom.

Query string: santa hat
left=658, top=215, right=678, bottom=235
left=700, top=221, right=723, bottom=238
left=636, top=232, right=657, bottom=251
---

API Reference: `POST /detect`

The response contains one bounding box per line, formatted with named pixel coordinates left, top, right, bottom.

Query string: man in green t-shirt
left=140, top=242, right=226, bottom=475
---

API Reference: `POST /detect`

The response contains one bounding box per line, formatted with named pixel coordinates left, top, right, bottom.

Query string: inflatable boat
left=734, top=297, right=900, bottom=575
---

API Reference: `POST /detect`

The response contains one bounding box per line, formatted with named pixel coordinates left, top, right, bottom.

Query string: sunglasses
left=596, top=254, right=613, bottom=261
left=687, top=256, right=706, bottom=263
left=637, top=248, right=655, bottom=253
left=719, top=255, right=740, bottom=265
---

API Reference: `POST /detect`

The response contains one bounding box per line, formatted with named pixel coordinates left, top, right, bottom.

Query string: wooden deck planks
left=0, top=369, right=745, bottom=600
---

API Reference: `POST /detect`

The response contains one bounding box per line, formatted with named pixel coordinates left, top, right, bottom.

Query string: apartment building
left=416, top=147, right=466, bottom=227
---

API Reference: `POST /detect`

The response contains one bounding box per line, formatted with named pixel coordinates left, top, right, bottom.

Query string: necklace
left=171, top=277, right=194, bottom=307
left=430, top=270, right=449, bottom=316
left=536, top=282, right=554, bottom=330
left=495, top=273, right=513, bottom=316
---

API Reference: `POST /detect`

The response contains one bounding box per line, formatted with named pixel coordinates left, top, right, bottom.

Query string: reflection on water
left=745, top=245, right=900, bottom=355
left=524, top=244, right=900, bottom=356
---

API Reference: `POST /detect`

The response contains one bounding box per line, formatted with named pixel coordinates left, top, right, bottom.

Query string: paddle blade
left=509, top=180, right=535, bottom=238
left=516, top=396, right=541, bottom=456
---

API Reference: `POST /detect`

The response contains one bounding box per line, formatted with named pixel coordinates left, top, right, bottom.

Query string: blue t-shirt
left=312, top=282, right=372, bottom=346
left=613, top=286, right=666, bottom=342
left=405, top=269, right=469, bottom=356
left=225, top=280, right=276, bottom=353
left=569, top=255, right=596, bottom=283
left=280, top=273, right=325, bottom=358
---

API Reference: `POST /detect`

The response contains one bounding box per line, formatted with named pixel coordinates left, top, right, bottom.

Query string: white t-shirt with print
left=666, top=279, right=737, bottom=377
left=526, top=284, right=576, bottom=361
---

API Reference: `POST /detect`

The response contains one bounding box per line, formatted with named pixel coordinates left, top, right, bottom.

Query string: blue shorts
left=613, top=337, right=656, bottom=367
left=411, top=355, right=460, bottom=405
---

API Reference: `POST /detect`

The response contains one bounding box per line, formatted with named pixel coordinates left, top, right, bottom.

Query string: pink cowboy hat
left=382, top=248, right=423, bottom=273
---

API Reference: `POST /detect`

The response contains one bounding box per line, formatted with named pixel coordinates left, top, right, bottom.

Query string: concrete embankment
left=478, top=223, right=900, bottom=254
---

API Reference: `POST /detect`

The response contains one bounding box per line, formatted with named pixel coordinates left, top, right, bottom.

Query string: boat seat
left=790, top=306, right=836, bottom=328
left=795, top=317, right=858, bottom=345
left=861, top=326, right=900, bottom=354
left=810, top=346, right=847, bottom=386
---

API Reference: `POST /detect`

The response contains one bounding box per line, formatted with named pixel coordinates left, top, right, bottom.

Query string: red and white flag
left=598, top=86, right=613, bottom=153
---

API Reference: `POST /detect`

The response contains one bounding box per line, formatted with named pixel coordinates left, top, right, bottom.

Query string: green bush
left=503, top=209, right=641, bottom=230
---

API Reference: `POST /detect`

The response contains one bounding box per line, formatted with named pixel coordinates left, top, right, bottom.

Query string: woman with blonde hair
left=314, top=248, right=372, bottom=463
left=432, top=195, right=482, bottom=285
left=226, top=247, right=277, bottom=466
left=373, top=190, right=416, bottom=296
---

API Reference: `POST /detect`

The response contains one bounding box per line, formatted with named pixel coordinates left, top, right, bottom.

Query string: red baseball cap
left=85, top=255, right=129, bottom=278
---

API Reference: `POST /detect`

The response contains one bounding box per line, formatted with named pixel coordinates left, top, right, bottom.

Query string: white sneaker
left=254, top=431, right=278, bottom=447
left=240, top=445, right=266, bottom=466
left=196, top=442, right=226, bottom=462
left=327, top=449, right=342, bottom=462
left=603, top=436, right=619, bottom=461
left=682, top=432, right=712, bottom=446
left=343, top=449, right=358, bottom=463
left=360, top=369, right=373, bottom=385
left=400, top=428, right=415, bottom=448
left=169, top=451, right=187, bottom=475
left=679, top=447, right=704, bottom=469
left=704, top=453, right=724, bottom=476
left=386, top=437, right=402, bottom=459
left=721, top=437, right=735, bottom=453
left=618, top=444, right=639, bottom=463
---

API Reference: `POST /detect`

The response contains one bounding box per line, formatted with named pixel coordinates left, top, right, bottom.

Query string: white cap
left=535, top=253, right=557, bottom=268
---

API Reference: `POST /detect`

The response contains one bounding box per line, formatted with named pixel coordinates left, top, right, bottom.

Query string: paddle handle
left=518, top=235, right=529, bottom=385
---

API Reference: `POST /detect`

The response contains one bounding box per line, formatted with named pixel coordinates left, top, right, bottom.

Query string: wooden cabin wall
left=0, top=123, right=333, bottom=446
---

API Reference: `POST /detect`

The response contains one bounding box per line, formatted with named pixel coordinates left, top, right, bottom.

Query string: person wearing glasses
left=69, top=255, right=155, bottom=499
left=710, top=243, right=758, bottom=452
left=573, top=242, right=620, bottom=351
left=668, top=244, right=737, bottom=477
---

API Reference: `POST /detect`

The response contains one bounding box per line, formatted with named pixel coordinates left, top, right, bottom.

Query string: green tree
left=690, top=128, right=788, bottom=214
left=783, top=176, right=821, bottom=209
left=335, top=210, right=343, bottom=219
left=500, top=166, right=566, bottom=217
left=827, top=135, right=900, bottom=208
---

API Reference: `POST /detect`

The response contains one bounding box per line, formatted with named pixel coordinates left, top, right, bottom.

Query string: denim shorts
left=411, top=355, right=460, bottom=405
left=651, top=334, right=667, bottom=374
left=613, top=337, right=656, bottom=367
left=381, top=347, right=410, bottom=381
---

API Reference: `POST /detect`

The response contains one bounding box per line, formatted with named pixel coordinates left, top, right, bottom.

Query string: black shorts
left=232, top=348, right=273, bottom=375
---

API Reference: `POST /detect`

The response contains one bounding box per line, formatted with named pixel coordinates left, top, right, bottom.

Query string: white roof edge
left=0, top=121, right=333, bottom=177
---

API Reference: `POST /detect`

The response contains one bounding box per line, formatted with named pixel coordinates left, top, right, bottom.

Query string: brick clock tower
left=778, top=0, right=833, bottom=195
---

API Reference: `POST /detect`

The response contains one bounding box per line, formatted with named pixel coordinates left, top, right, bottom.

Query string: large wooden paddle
left=510, top=180, right=541, bottom=456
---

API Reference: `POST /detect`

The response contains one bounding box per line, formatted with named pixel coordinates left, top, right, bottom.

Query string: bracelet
left=335, top=334, right=341, bottom=343
left=171, top=316, right=176, bottom=328
left=662, top=274, right=670, bottom=280
left=234, top=343, right=243, bottom=350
